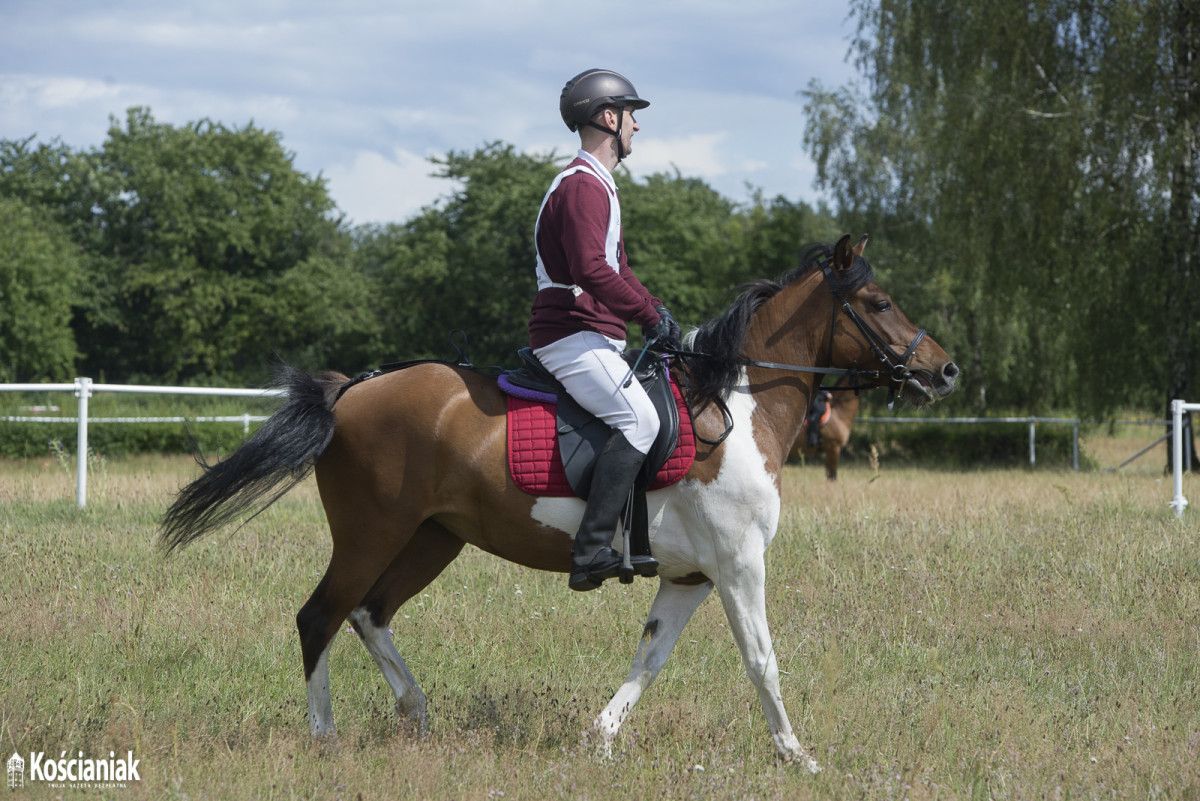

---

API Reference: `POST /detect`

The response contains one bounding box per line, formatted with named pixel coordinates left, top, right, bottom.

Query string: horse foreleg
left=825, top=446, right=840, bottom=481
left=348, top=521, right=465, bottom=733
left=718, top=558, right=821, bottom=772
left=588, top=579, right=713, bottom=757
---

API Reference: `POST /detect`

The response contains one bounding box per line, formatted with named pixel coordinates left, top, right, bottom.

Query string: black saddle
left=505, top=347, right=681, bottom=500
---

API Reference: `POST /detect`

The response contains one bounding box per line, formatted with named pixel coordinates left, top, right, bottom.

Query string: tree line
left=0, top=108, right=836, bottom=389
left=2, top=0, right=1195, bottom=440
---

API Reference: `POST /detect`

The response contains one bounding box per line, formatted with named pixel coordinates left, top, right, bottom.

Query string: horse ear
left=833, top=234, right=853, bottom=270
left=853, top=234, right=869, bottom=256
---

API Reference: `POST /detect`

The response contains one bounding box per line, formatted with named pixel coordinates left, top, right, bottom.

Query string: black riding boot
left=569, top=431, right=658, bottom=592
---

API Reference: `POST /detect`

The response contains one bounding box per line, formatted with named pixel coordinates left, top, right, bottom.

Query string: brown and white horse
left=160, top=235, right=957, bottom=771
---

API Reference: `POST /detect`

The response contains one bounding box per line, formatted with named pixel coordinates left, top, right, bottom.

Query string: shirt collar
left=575, top=149, right=617, bottom=191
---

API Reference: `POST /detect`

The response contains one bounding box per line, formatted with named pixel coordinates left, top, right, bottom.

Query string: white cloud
left=629, top=132, right=729, bottom=181
left=324, top=149, right=450, bottom=225
left=0, top=0, right=859, bottom=221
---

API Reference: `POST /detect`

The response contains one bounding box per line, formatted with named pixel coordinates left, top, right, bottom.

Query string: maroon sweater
left=529, top=157, right=661, bottom=349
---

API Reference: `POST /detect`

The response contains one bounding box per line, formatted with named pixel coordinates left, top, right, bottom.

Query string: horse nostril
left=943, top=362, right=960, bottom=381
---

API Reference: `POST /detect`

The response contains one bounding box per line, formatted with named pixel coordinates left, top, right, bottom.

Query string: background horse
left=160, top=235, right=958, bottom=772
left=788, top=383, right=861, bottom=480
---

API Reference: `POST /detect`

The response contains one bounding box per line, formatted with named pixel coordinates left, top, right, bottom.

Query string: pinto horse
left=160, top=235, right=957, bottom=771
left=788, top=383, right=861, bottom=480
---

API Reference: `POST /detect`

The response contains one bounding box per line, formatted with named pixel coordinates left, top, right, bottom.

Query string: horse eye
left=874, top=300, right=892, bottom=312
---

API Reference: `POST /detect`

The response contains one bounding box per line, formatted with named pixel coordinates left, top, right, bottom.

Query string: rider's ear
left=833, top=234, right=853, bottom=270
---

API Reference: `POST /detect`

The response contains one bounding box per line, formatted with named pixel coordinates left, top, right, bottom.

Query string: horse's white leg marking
left=717, top=554, right=820, bottom=773
left=348, top=607, right=428, bottom=731
left=589, top=580, right=713, bottom=756
left=306, top=646, right=336, bottom=740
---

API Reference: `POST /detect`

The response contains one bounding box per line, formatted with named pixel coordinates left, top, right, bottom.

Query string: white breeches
left=534, top=331, right=660, bottom=455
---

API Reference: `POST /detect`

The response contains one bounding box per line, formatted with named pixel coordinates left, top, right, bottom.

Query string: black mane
left=680, top=242, right=874, bottom=407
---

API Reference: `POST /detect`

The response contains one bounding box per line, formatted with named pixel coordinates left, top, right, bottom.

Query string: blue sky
left=0, top=0, right=861, bottom=225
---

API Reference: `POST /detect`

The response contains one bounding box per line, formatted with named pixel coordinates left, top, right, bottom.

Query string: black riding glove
left=646, top=305, right=682, bottom=352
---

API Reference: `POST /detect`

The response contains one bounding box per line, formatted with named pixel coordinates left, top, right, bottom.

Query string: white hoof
left=581, top=725, right=616, bottom=762
left=395, top=689, right=429, bottom=735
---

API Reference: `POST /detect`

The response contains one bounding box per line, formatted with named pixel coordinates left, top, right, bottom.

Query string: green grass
left=2, top=456, right=1198, bottom=799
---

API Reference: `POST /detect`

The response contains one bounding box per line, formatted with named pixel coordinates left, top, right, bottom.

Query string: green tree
left=0, top=197, right=82, bottom=381
left=620, top=171, right=744, bottom=330
left=72, top=108, right=371, bottom=383
left=359, top=143, right=559, bottom=368
left=804, top=0, right=1197, bottom=442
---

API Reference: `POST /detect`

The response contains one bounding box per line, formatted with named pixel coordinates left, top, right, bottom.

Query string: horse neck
left=740, top=274, right=834, bottom=462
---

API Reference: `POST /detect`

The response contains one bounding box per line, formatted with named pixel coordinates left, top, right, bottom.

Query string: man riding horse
left=529, top=68, right=681, bottom=592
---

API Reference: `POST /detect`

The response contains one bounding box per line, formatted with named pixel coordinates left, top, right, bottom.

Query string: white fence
left=1, top=377, right=284, bottom=507
left=1, top=380, right=1196, bottom=515
left=1170, top=400, right=1200, bottom=517
left=859, top=415, right=1088, bottom=470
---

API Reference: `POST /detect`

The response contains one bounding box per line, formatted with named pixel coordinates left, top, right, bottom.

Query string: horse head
left=825, top=234, right=958, bottom=407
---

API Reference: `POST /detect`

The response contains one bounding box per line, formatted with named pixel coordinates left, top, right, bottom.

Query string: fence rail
left=2, top=379, right=1195, bottom=514
left=858, top=415, right=1180, bottom=473
left=1, top=377, right=284, bottom=507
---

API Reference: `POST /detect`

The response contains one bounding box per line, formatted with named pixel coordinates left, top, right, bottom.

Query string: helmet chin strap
left=586, top=107, right=627, bottom=162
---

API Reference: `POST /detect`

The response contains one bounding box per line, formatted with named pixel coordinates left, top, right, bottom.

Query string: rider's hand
left=646, top=305, right=682, bottom=352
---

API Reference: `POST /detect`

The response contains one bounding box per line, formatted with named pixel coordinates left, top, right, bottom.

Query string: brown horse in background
left=788, top=384, right=861, bottom=480
left=159, top=235, right=958, bottom=771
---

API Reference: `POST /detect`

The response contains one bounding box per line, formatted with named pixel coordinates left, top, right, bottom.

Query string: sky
left=0, top=0, right=861, bottom=226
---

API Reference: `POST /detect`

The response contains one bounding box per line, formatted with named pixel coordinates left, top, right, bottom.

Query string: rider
left=529, top=68, right=682, bottom=592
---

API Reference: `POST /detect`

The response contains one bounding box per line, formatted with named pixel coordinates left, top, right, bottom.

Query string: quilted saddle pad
left=506, top=379, right=696, bottom=497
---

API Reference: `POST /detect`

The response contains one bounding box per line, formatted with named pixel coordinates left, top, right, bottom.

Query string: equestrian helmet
left=559, top=68, right=650, bottom=132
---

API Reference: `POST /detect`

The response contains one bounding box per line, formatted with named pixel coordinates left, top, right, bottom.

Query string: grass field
left=2, top=436, right=1198, bottom=799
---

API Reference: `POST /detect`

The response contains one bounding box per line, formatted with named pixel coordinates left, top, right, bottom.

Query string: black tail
left=159, top=366, right=343, bottom=554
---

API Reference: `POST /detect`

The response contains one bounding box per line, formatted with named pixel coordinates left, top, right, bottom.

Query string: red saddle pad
left=507, top=379, right=696, bottom=497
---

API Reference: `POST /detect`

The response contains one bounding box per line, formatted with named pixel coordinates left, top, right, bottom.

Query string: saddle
left=498, top=348, right=695, bottom=579
left=499, top=347, right=694, bottom=498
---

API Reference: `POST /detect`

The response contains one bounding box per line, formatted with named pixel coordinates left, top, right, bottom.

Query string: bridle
left=815, top=260, right=926, bottom=409
left=666, top=259, right=928, bottom=444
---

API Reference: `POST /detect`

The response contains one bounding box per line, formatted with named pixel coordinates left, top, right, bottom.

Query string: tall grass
left=1, top=455, right=1197, bottom=799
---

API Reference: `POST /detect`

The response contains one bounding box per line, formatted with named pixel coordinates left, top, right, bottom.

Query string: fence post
left=1072, top=421, right=1079, bottom=472
left=1170, top=399, right=1187, bottom=517
left=74, top=377, right=92, bottom=508
left=1029, top=421, right=1036, bottom=468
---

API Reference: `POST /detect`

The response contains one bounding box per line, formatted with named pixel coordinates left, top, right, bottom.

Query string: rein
left=670, top=261, right=927, bottom=445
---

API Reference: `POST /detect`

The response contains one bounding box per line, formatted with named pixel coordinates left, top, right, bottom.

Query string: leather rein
left=668, top=261, right=927, bottom=446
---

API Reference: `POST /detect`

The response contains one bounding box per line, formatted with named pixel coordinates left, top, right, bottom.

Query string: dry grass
left=2, top=452, right=1198, bottom=799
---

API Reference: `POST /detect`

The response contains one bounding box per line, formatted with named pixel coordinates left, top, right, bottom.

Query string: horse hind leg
left=296, top=526, right=419, bottom=740
left=347, top=520, right=464, bottom=733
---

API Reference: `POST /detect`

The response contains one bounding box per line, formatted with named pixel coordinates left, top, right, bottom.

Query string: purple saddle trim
left=498, top=373, right=556, bottom=405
